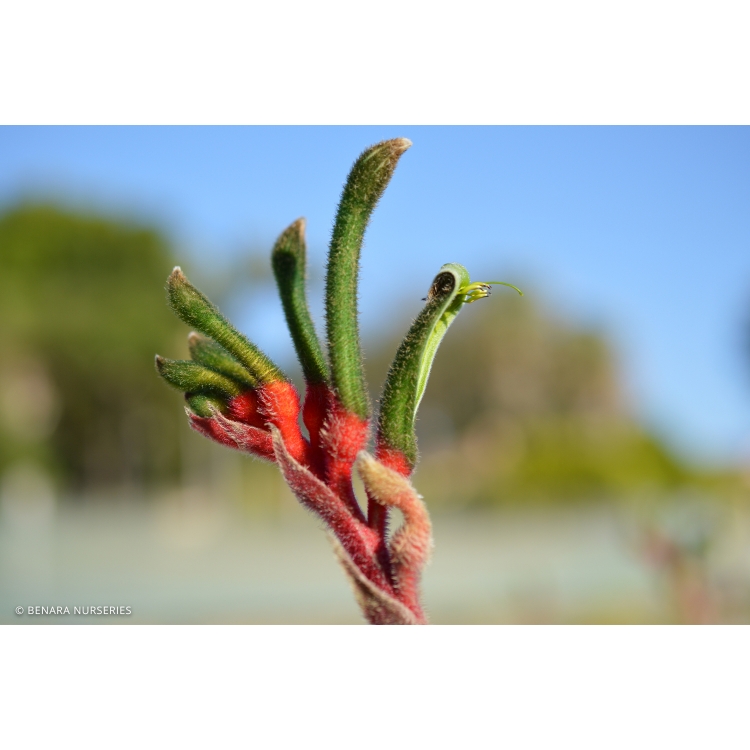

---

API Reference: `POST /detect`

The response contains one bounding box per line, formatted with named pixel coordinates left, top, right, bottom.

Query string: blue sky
left=1, top=126, right=749, bottom=467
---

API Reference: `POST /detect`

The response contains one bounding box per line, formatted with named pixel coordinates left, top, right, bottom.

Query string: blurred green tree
left=0, top=204, right=185, bottom=494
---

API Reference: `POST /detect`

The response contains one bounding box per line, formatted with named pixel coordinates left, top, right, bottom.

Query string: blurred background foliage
left=0, top=203, right=742, bottom=505
left=0, top=204, right=185, bottom=492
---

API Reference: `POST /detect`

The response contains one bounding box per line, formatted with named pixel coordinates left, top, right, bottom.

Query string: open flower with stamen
left=461, top=280, right=523, bottom=304
left=155, top=139, right=521, bottom=624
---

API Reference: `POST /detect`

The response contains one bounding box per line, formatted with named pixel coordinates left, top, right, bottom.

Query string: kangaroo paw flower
left=156, top=139, right=521, bottom=624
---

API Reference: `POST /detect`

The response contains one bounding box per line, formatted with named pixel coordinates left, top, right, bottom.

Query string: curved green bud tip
left=167, top=266, right=216, bottom=330
left=419, top=263, right=522, bottom=409
left=356, top=138, right=412, bottom=179
left=272, top=218, right=329, bottom=385
left=155, top=355, right=242, bottom=400
left=378, top=263, right=522, bottom=467
left=272, top=217, right=306, bottom=259
left=166, top=267, right=285, bottom=385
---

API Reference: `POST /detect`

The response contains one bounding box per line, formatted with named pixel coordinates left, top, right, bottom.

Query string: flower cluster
left=156, top=139, right=520, bottom=624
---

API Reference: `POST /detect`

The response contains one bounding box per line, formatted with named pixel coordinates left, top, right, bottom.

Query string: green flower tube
left=377, top=263, right=522, bottom=469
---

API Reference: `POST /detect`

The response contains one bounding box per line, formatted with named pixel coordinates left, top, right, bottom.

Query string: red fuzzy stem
left=358, top=452, right=431, bottom=621
left=302, top=381, right=331, bottom=479
left=364, top=491, right=394, bottom=589
left=188, top=412, right=275, bottom=462
left=320, top=399, right=369, bottom=524
left=188, top=413, right=238, bottom=449
left=272, top=429, right=394, bottom=595
left=226, top=391, right=267, bottom=429
left=375, top=441, right=413, bottom=477
left=392, top=562, right=427, bottom=621
left=369, top=441, right=413, bottom=565
left=257, top=380, right=312, bottom=468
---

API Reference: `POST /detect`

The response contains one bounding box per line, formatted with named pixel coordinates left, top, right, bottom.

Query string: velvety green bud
left=185, top=393, right=228, bottom=418
left=272, top=218, right=329, bottom=385
left=377, top=264, right=467, bottom=466
left=187, top=332, right=256, bottom=389
left=325, top=138, right=411, bottom=419
left=155, top=355, right=242, bottom=399
left=167, top=267, right=284, bottom=384
left=378, top=263, right=522, bottom=467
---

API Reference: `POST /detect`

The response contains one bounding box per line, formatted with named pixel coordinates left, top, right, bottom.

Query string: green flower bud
left=167, top=267, right=284, bottom=384
left=325, top=138, right=411, bottom=419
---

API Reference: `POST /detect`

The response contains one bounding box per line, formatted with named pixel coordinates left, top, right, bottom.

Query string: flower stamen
left=459, top=280, right=523, bottom=304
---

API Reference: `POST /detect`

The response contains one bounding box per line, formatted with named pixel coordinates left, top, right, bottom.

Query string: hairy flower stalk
left=377, top=264, right=522, bottom=476
left=155, top=139, right=520, bottom=624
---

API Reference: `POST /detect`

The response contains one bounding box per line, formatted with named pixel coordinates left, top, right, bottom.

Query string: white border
left=3, top=626, right=748, bottom=746
left=2, top=1, right=749, bottom=124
